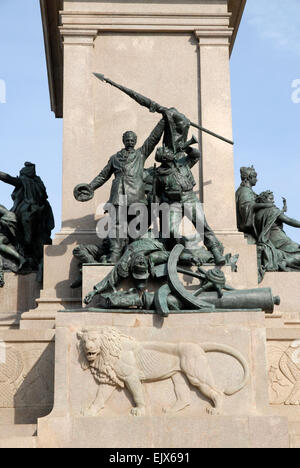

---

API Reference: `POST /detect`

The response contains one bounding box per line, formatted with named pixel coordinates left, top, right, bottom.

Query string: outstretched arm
left=278, top=213, right=300, bottom=228
left=140, top=119, right=165, bottom=160
left=0, top=172, right=19, bottom=187
left=89, top=158, right=114, bottom=191
left=253, top=202, right=274, bottom=212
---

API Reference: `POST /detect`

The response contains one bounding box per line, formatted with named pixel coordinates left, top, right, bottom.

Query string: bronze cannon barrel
left=198, top=288, right=280, bottom=314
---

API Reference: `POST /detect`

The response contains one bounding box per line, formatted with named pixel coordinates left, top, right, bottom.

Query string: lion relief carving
left=77, top=326, right=249, bottom=417
left=276, top=341, right=300, bottom=406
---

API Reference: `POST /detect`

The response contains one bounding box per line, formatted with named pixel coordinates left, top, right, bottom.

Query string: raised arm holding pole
left=93, top=73, right=234, bottom=146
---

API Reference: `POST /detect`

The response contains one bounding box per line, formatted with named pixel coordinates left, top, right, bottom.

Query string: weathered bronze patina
left=0, top=162, right=54, bottom=282
left=74, top=120, right=165, bottom=264
left=236, top=166, right=300, bottom=281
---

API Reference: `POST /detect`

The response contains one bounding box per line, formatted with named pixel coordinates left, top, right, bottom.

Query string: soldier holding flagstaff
left=73, top=73, right=228, bottom=282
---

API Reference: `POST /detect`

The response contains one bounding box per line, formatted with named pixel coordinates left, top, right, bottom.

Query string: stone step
left=289, top=422, right=300, bottom=448
left=0, top=436, right=37, bottom=448
left=290, top=421, right=300, bottom=431
left=0, top=425, right=37, bottom=438
left=0, top=314, right=20, bottom=329
left=0, top=272, right=40, bottom=315
left=290, top=435, right=300, bottom=449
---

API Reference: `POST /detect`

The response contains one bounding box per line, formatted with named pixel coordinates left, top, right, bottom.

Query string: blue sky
left=231, top=0, right=300, bottom=241
left=0, top=0, right=300, bottom=241
left=0, top=0, right=63, bottom=233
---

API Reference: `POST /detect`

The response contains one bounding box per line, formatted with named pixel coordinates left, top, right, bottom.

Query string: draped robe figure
left=0, top=162, right=55, bottom=269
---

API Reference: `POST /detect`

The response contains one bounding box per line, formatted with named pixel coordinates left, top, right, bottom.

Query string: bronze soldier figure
left=154, top=145, right=226, bottom=266
left=74, top=118, right=165, bottom=265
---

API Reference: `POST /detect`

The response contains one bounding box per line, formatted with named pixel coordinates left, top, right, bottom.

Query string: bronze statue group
left=2, top=76, right=300, bottom=315
left=71, top=76, right=288, bottom=314
left=236, top=165, right=300, bottom=282
left=0, top=162, right=54, bottom=286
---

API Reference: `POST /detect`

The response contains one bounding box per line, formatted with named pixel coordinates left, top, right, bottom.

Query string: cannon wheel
left=154, top=284, right=172, bottom=318
left=155, top=244, right=215, bottom=317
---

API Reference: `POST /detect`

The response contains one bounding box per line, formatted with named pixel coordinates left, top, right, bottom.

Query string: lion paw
left=285, top=399, right=300, bottom=406
left=206, top=406, right=220, bottom=416
left=131, top=406, right=146, bottom=417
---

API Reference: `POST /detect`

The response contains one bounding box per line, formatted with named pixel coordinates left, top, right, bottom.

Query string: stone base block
left=36, top=310, right=289, bottom=448
left=0, top=424, right=36, bottom=438
left=266, top=328, right=300, bottom=436
left=261, top=273, right=300, bottom=326
left=0, top=313, right=21, bottom=330
left=0, top=436, right=37, bottom=449
left=217, top=231, right=258, bottom=290
left=0, top=273, right=40, bottom=314
left=0, top=330, right=55, bottom=424
left=290, top=422, right=300, bottom=449
left=19, top=314, right=57, bottom=330
left=37, top=414, right=289, bottom=449
left=18, top=242, right=87, bottom=329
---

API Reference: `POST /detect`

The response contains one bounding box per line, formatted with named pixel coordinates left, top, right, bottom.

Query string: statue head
left=155, top=146, right=175, bottom=164
left=129, top=252, right=150, bottom=292
left=130, top=253, right=150, bottom=281
left=123, top=131, right=137, bottom=150
left=256, top=190, right=275, bottom=204
left=20, top=162, right=36, bottom=178
left=240, top=166, right=257, bottom=187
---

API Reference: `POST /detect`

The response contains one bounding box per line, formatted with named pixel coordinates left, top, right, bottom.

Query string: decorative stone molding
left=60, top=11, right=232, bottom=33
left=194, top=28, right=234, bottom=47
left=60, top=11, right=234, bottom=48
left=60, top=28, right=98, bottom=47
left=268, top=340, right=300, bottom=406
left=41, top=1, right=245, bottom=118
left=0, top=331, right=55, bottom=416
left=0, top=347, right=23, bottom=407
left=40, top=0, right=63, bottom=117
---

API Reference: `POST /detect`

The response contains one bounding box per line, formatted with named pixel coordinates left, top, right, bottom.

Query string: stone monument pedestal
left=38, top=413, right=288, bottom=449
left=0, top=0, right=297, bottom=449
left=36, top=310, right=289, bottom=448
left=0, top=273, right=40, bottom=329
left=262, top=272, right=300, bottom=327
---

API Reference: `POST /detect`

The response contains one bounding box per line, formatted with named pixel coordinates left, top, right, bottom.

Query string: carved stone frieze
left=77, top=326, right=249, bottom=417
left=268, top=341, right=300, bottom=406
left=0, top=344, right=54, bottom=409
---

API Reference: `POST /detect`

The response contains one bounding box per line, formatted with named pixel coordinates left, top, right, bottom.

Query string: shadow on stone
left=13, top=343, right=54, bottom=424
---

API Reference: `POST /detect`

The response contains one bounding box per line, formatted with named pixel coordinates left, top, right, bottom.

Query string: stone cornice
left=194, top=27, right=234, bottom=47
left=60, top=11, right=232, bottom=33
left=228, top=0, right=247, bottom=54
left=40, top=0, right=63, bottom=118
left=60, top=28, right=98, bottom=46
left=59, top=11, right=233, bottom=49
left=41, top=0, right=247, bottom=118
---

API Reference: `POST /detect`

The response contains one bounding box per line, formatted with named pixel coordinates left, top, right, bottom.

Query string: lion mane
left=77, top=326, right=134, bottom=388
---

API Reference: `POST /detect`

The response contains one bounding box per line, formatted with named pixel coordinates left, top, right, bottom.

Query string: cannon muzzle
left=199, top=288, right=280, bottom=314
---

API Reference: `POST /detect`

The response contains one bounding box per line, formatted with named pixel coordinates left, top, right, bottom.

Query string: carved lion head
left=77, top=327, right=134, bottom=387
left=77, top=329, right=102, bottom=364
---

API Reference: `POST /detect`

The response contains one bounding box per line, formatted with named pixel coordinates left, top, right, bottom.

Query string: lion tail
left=201, top=343, right=250, bottom=396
